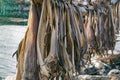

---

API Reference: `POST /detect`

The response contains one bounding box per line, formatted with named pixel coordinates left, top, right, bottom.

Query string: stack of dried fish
left=14, top=0, right=120, bottom=80
left=15, top=0, right=88, bottom=80
left=80, top=0, right=119, bottom=58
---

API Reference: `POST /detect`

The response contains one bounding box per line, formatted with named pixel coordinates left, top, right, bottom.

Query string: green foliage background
left=0, top=0, right=30, bottom=25
left=0, top=0, right=29, bottom=18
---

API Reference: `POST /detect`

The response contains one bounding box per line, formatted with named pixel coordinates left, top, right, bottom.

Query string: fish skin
left=16, top=29, right=28, bottom=80
left=66, top=3, right=75, bottom=73
left=22, top=2, right=40, bottom=80
left=36, top=0, right=49, bottom=78
left=74, top=5, right=88, bottom=55
left=85, top=10, right=97, bottom=49
left=68, top=4, right=82, bottom=73
left=15, top=2, right=40, bottom=80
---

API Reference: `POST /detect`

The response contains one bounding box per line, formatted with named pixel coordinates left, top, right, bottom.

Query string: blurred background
left=0, top=0, right=30, bottom=25
left=0, top=0, right=30, bottom=79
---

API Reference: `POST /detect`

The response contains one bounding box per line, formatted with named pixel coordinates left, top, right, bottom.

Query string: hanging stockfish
left=15, top=0, right=88, bottom=80
left=111, top=4, right=119, bottom=34
left=111, top=0, right=120, bottom=34
left=14, top=0, right=119, bottom=79
left=84, top=8, right=98, bottom=56
left=106, top=4, right=116, bottom=54
left=15, top=1, right=40, bottom=80
left=93, top=1, right=110, bottom=56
